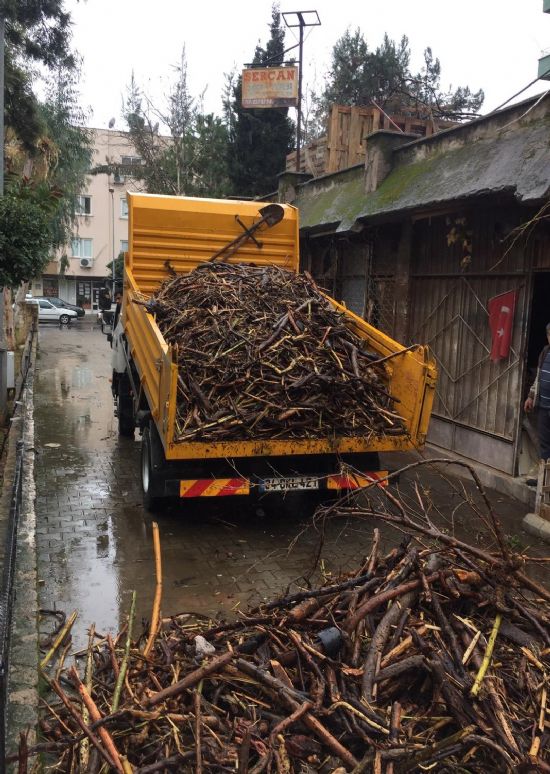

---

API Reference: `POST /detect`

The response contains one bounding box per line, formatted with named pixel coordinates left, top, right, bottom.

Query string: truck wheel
left=141, top=426, right=163, bottom=512
left=117, top=375, right=135, bottom=437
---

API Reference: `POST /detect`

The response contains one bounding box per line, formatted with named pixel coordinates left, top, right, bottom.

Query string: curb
left=5, top=337, right=38, bottom=764
left=522, top=512, right=550, bottom=544
left=425, top=445, right=536, bottom=508
left=381, top=447, right=536, bottom=508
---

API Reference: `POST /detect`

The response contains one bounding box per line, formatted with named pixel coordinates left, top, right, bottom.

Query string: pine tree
left=226, top=3, right=295, bottom=197
left=314, top=29, right=484, bottom=128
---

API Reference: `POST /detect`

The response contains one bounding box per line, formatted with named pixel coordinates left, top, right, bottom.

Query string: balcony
left=539, top=52, right=550, bottom=80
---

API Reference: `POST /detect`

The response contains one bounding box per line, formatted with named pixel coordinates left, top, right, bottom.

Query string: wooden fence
left=286, top=105, right=457, bottom=176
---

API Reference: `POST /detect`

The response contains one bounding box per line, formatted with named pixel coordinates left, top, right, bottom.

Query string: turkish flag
left=488, top=290, right=517, bottom=362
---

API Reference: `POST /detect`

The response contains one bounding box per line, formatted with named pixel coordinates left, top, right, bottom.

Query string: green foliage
left=314, top=29, right=484, bottom=131
left=106, top=253, right=125, bottom=285
left=2, top=0, right=75, bottom=149
left=121, top=55, right=231, bottom=197
left=4, top=56, right=45, bottom=150
left=59, top=254, right=70, bottom=275
left=0, top=188, right=53, bottom=286
left=406, top=47, right=484, bottom=120
left=1, top=4, right=91, bottom=292
left=39, top=65, right=93, bottom=250
left=322, top=31, right=410, bottom=109
left=192, top=114, right=231, bottom=198
left=226, top=3, right=295, bottom=197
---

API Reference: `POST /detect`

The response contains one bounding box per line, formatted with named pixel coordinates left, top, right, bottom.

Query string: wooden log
left=145, top=650, right=234, bottom=707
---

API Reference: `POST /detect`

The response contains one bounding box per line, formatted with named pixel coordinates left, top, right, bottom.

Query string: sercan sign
left=242, top=67, right=298, bottom=108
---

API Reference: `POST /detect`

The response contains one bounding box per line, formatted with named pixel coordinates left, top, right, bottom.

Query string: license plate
left=259, top=476, right=320, bottom=492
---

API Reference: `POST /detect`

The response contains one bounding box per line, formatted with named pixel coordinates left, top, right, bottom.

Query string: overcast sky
left=64, top=0, right=549, bottom=129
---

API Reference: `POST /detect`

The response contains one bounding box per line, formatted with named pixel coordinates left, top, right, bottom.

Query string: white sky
left=64, top=0, right=550, bottom=129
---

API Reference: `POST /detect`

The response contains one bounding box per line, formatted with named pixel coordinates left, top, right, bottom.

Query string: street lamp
left=282, top=10, right=321, bottom=173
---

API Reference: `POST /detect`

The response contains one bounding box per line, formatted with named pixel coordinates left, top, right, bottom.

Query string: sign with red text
left=242, top=67, right=298, bottom=108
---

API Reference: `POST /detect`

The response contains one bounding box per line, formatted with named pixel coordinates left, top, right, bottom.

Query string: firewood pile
left=22, top=472, right=550, bottom=774
left=138, top=264, right=405, bottom=442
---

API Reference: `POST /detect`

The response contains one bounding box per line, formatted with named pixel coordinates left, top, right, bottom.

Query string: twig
left=470, top=613, right=502, bottom=697
left=68, top=666, right=125, bottom=773
left=40, top=610, right=78, bottom=671
left=112, top=591, right=137, bottom=712
left=143, top=523, right=162, bottom=658
left=145, top=650, right=234, bottom=707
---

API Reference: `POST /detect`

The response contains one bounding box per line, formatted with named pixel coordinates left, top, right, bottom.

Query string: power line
left=488, top=69, right=550, bottom=115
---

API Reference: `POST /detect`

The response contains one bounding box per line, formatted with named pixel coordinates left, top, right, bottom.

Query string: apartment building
left=32, top=128, right=143, bottom=311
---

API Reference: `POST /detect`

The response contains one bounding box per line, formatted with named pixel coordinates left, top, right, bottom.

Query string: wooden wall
left=301, top=201, right=550, bottom=474
left=287, top=105, right=458, bottom=175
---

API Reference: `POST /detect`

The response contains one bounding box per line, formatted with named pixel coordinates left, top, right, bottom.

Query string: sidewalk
left=381, top=445, right=550, bottom=545
left=424, top=444, right=536, bottom=508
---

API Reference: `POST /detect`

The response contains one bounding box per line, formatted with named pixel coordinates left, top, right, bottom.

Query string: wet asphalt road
left=33, top=321, right=549, bottom=648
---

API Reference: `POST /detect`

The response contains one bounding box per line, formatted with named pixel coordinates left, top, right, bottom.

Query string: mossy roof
left=295, top=117, right=550, bottom=232
left=296, top=166, right=365, bottom=233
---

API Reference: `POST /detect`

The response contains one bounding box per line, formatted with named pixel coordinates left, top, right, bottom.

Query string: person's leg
left=537, top=408, right=550, bottom=461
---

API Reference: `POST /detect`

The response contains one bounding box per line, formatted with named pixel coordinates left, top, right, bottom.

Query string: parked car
left=33, top=296, right=85, bottom=317
left=26, top=298, right=78, bottom=324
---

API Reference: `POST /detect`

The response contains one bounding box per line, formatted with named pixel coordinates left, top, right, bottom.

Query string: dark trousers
left=538, top=407, right=550, bottom=461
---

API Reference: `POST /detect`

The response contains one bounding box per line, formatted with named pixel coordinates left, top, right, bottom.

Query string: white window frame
left=71, top=237, right=93, bottom=259
left=75, top=194, right=92, bottom=216
left=120, top=155, right=142, bottom=168
left=120, top=240, right=128, bottom=253
left=120, top=198, right=128, bottom=219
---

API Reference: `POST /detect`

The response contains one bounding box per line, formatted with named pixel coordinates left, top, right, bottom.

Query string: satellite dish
left=108, top=117, right=116, bottom=129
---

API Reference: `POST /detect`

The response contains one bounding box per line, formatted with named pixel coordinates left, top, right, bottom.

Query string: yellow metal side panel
left=324, top=296, right=437, bottom=445
left=161, top=293, right=437, bottom=460
left=123, top=219, right=436, bottom=461
left=166, top=360, right=178, bottom=447
left=127, top=193, right=299, bottom=296
left=167, top=434, right=414, bottom=461
left=124, top=267, right=171, bottom=432
left=157, top=348, right=175, bottom=447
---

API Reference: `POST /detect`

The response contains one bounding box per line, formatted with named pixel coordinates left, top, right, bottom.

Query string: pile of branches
left=22, top=466, right=550, bottom=773
left=140, top=264, right=405, bottom=442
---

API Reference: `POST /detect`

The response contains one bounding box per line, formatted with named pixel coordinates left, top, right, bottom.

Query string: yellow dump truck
left=110, top=193, right=436, bottom=509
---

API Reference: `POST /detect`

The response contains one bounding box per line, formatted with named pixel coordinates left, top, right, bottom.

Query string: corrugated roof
left=295, top=104, right=550, bottom=232
left=297, top=165, right=364, bottom=233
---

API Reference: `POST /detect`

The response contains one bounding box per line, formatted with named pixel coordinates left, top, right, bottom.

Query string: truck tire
left=141, top=425, right=164, bottom=512
left=117, top=375, right=135, bottom=437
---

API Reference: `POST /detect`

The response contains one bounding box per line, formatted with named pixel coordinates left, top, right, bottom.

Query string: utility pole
left=0, top=16, right=8, bottom=424
left=282, top=10, right=321, bottom=173
left=109, top=186, right=115, bottom=296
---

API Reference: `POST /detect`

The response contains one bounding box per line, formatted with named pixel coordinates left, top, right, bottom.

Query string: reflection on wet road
left=33, top=323, right=549, bottom=648
left=34, top=324, right=381, bottom=646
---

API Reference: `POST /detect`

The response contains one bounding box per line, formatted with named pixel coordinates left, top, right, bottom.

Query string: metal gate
left=304, top=236, right=397, bottom=335
left=409, top=275, right=527, bottom=474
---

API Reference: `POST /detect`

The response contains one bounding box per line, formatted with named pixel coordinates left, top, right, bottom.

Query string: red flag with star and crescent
left=488, top=290, right=518, bottom=362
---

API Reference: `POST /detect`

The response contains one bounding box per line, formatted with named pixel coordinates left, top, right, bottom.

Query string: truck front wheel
left=141, top=425, right=164, bottom=512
